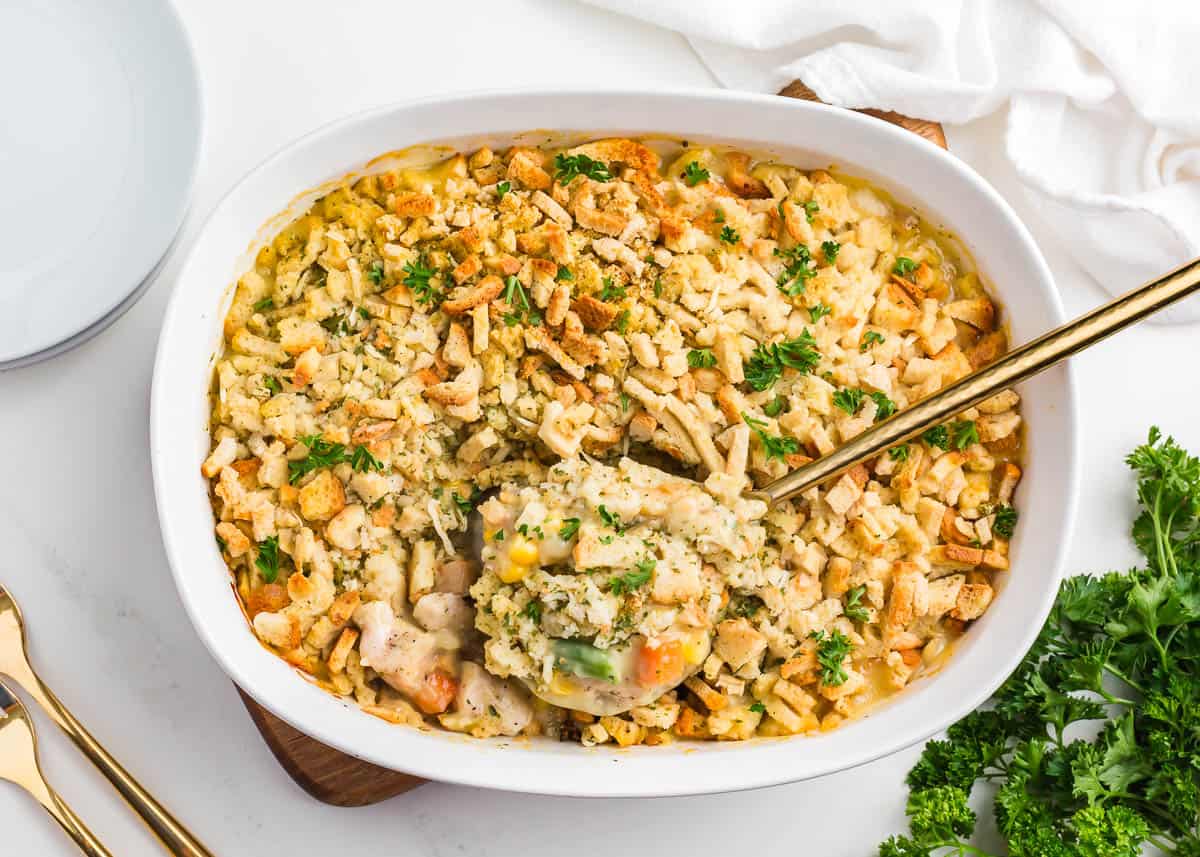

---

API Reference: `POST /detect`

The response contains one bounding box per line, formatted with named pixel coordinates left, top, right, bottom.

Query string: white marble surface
left=2, top=1, right=1197, bottom=854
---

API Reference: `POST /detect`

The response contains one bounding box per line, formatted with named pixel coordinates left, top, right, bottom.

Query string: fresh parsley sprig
left=810, top=629, right=853, bottom=686
left=255, top=536, right=281, bottom=583
left=774, top=244, right=816, bottom=296
left=288, top=435, right=386, bottom=483
left=743, top=413, right=800, bottom=461
left=683, top=161, right=709, bottom=186
left=403, top=256, right=441, bottom=307
left=554, top=153, right=612, bottom=184
left=745, top=332, right=821, bottom=391
left=608, top=557, right=655, bottom=596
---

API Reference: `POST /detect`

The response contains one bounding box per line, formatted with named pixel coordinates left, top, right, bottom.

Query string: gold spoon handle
left=755, top=255, right=1200, bottom=505
left=15, top=669, right=215, bottom=857
left=34, top=785, right=115, bottom=857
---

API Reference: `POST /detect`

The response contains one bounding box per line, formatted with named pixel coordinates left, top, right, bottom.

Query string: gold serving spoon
left=749, top=255, right=1200, bottom=505
left=0, top=585, right=214, bottom=857
left=0, top=678, right=112, bottom=856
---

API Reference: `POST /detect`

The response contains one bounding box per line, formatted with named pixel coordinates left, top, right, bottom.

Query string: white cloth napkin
left=584, top=0, right=1200, bottom=323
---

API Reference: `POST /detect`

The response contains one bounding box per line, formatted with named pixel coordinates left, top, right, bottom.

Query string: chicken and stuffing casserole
left=204, top=137, right=1024, bottom=746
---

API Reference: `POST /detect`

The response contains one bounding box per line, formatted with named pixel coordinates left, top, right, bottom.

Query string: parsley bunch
left=880, top=427, right=1200, bottom=857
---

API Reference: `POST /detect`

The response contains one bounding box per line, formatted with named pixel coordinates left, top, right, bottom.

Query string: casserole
left=152, top=89, right=1077, bottom=796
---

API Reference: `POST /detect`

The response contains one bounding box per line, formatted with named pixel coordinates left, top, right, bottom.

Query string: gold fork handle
left=20, top=673, right=214, bottom=857
left=33, top=785, right=114, bottom=857
left=756, top=255, right=1200, bottom=505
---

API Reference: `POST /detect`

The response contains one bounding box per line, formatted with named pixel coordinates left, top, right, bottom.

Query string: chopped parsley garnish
left=263, top=376, right=282, bottom=395
left=803, top=200, right=819, bottom=222
left=713, top=208, right=725, bottom=223
left=687, top=348, right=717, bottom=369
left=403, top=256, right=441, bottom=306
left=809, top=303, right=833, bottom=323
left=810, top=628, right=853, bottom=686
left=870, top=391, right=897, bottom=421
left=844, top=585, right=871, bottom=623
left=744, top=331, right=821, bottom=391
left=743, top=412, right=800, bottom=461
left=833, top=387, right=865, bottom=415
left=598, top=277, right=626, bottom=301
left=367, top=261, right=384, bottom=285
left=558, top=518, right=581, bottom=540
left=683, top=161, right=710, bottom=186
left=653, top=277, right=663, bottom=298
left=319, top=314, right=349, bottom=336
left=255, top=536, right=280, bottom=583
left=495, top=180, right=511, bottom=199
left=451, top=488, right=482, bottom=516
left=749, top=702, right=766, bottom=714
left=729, top=594, right=765, bottom=618
left=357, top=306, right=370, bottom=320
left=821, top=240, right=840, bottom=263
left=719, top=225, right=740, bottom=245
left=923, top=424, right=950, bottom=450
left=992, top=504, right=1018, bottom=538
left=763, top=396, right=786, bottom=418
left=597, top=505, right=624, bottom=532
left=553, top=153, right=612, bottom=184
left=615, top=309, right=630, bottom=334
left=521, top=600, right=542, bottom=623
left=289, top=436, right=385, bottom=482
left=608, top=558, right=655, bottom=595
left=288, top=435, right=348, bottom=483
left=555, top=265, right=574, bottom=282
left=620, top=392, right=631, bottom=412
left=951, top=419, right=980, bottom=450
left=889, top=444, right=911, bottom=462
left=774, top=244, right=816, bottom=296
left=893, top=256, right=918, bottom=277
left=253, top=297, right=275, bottom=312
left=860, top=330, right=886, bottom=352
left=502, top=275, right=541, bottom=326
left=350, top=444, right=384, bottom=473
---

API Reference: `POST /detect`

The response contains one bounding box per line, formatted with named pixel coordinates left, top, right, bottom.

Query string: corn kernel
left=550, top=674, right=577, bottom=695
left=498, top=562, right=531, bottom=584
left=681, top=634, right=708, bottom=665
left=507, top=535, right=539, bottom=565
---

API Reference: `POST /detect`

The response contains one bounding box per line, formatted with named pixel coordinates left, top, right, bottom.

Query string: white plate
left=152, top=90, right=1079, bottom=797
left=0, top=0, right=201, bottom=364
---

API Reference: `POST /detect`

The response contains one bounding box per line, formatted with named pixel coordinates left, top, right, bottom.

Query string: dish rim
left=151, top=87, right=1079, bottom=797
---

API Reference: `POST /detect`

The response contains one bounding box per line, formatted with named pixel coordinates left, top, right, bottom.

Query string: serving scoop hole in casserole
left=203, top=136, right=1023, bottom=746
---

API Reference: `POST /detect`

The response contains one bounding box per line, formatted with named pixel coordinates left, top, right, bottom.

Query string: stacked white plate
left=0, top=0, right=202, bottom=370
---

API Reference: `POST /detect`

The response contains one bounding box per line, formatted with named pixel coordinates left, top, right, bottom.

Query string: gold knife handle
left=754, top=255, right=1200, bottom=505
left=35, top=785, right=114, bottom=857
left=21, top=673, right=215, bottom=857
